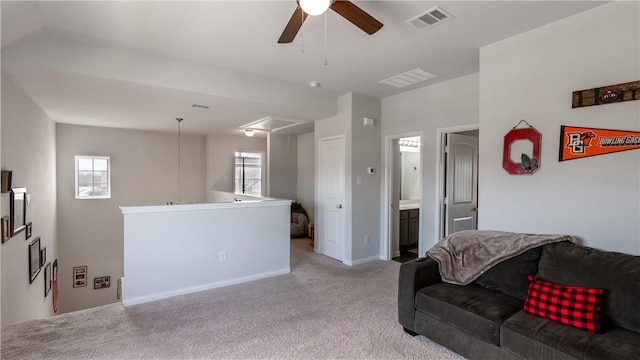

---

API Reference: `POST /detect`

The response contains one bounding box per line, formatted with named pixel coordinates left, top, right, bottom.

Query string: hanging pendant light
left=176, top=117, right=183, bottom=204
left=299, top=0, right=330, bottom=16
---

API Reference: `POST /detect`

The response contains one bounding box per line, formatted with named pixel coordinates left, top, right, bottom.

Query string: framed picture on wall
left=94, top=276, right=110, bottom=289
left=10, top=187, right=27, bottom=236
left=28, top=237, right=41, bottom=283
left=1, top=216, right=9, bottom=244
left=44, top=262, right=52, bottom=296
left=26, top=222, right=33, bottom=240
left=40, top=247, right=47, bottom=267
left=1, top=170, right=12, bottom=193
left=52, top=259, right=59, bottom=312
left=73, top=265, right=87, bottom=288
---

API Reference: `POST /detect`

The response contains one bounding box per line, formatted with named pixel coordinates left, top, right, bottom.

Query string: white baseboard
left=344, top=255, right=381, bottom=266
left=392, top=250, right=401, bottom=258
left=122, top=267, right=291, bottom=307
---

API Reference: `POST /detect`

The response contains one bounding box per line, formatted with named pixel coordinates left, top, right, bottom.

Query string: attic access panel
left=240, top=116, right=308, bottom=133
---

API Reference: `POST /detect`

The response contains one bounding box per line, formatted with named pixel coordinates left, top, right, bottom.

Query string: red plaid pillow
left=523, top=276, right=604, bottom=333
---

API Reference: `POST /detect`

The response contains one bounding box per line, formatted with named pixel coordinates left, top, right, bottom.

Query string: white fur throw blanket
left=426, top=230, right=574, bottom=285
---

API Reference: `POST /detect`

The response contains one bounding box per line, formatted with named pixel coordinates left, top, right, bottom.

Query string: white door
left=445, top=133, right=479, bottom=236
left=318, top=136, right=346, bottom=261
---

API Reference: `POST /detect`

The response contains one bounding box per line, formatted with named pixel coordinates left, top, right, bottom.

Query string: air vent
left=406, top=6, right=453, bottom=30
left=379, top=68, right=438, bottom=88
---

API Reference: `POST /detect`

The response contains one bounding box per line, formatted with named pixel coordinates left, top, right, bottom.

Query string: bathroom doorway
left=382, top=133, right=423, bottom=262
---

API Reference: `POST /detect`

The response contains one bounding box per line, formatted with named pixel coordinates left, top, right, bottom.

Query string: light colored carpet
left=1, top=238, right=465, bottom=360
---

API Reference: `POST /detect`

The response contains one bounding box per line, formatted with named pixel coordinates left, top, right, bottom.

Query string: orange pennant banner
left=559, top=126, right=640, bottom=161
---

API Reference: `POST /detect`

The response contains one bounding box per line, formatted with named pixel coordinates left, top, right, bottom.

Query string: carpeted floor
left=1, top=238, right=465, bottom=360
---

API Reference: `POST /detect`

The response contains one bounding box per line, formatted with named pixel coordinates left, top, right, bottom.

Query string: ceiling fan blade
left=278, top=7, right=308, bottom=44
left=330, top=0, right=383, bottom=35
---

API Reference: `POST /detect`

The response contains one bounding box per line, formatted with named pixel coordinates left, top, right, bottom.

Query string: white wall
left=350, top=94, right=382, bottom=264
left=56, top=124, right=205, bottom=313
left=268, top=133, right=297, bottom=200
left=479, top=1, right=640, bottom=255
left=297, top=132, right=315, bottom=222
left=206, top=134, right=266, bottom=194
left=401, top=151, right=420, bottom=200
left=1, top=72, right=58, bottom=325
left=121, top=200, right=290, bottom=306
left=381, top=73, right=480, bottom=251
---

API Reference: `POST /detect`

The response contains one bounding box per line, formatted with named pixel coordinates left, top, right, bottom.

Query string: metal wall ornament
left=559, top=126, right=640, bottom=161
left=503, top=120, right=542, bottom=175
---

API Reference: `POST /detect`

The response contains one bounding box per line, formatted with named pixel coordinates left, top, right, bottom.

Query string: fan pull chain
left=323, top=11, right=328, bottom=65
left=300, top=7, right=305, bottom=54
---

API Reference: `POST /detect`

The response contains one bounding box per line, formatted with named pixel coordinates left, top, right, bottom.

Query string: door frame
left=434, top=124, right=479, bottom=242
left=316, top=134, right=346, bottom=261
left=381, top=131, right=423, bottom=261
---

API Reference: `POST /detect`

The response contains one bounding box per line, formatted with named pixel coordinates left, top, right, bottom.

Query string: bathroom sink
left=399, top=203, right=420, bottom=210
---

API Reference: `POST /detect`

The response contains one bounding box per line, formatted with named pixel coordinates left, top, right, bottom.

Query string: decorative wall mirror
left=10, top=187, right=27, bottom=236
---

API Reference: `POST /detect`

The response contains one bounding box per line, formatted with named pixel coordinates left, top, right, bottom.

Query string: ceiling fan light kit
left=278, top=0, right=383, bottom=44
left=299, top=0, right=331, bottom=16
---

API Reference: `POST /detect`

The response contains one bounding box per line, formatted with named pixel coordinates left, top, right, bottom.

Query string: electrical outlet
left=219, top=251, right=227, bottom=262
left=364, top=235, right=370, bottom=244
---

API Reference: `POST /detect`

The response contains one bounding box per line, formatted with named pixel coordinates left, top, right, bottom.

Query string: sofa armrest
left=398, top=257, right=442, bottom=331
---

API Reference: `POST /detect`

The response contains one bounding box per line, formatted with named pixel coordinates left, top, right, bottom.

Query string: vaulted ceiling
left=1, top=1, right=606, bottom=136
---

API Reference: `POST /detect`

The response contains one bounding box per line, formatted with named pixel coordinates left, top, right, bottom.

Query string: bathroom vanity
left=399, top=202, right=419, bottom=251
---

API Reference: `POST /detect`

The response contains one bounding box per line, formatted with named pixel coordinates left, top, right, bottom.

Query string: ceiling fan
left=278, top=0, right=383, bottom=44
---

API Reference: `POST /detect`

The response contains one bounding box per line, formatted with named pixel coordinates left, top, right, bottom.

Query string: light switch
left=364, top=117, right=375, bottom=127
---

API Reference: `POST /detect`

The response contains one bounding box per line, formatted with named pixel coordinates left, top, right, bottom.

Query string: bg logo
left=566, top=132, right=596, bottom=154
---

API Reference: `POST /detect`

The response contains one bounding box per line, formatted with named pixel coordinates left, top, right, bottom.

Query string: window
left=75, top=156, right=110, bottom=199
left=234, top=151, right=262, bottom=196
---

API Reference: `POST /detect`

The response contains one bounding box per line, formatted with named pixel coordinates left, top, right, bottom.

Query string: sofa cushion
left=475, top=247, right=542, bottom=300
left=502, top=311, right=640, bottom=360
left=523, top=276, right=603, bottom=333
left=537, top=241, right=640, bottom=333
left=415, top=283, right=523, bottom=345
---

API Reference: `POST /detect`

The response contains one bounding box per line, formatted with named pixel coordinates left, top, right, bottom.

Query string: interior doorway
left=436, top=126, right=479, bottom=241
left=382, top=132, right=423, bottom=262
